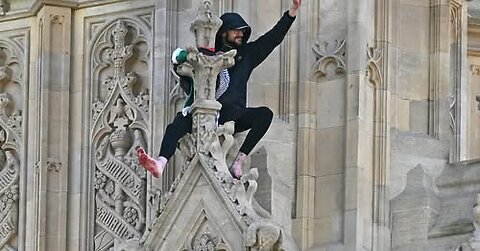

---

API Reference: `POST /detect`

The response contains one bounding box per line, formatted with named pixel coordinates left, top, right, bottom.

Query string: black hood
left=215, top=12, right=252, bottom=51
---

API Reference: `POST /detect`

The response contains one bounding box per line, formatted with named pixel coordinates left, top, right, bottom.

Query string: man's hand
left=292, top=0, right=301, bottom=9
left=289, top=0, right=301, bottom=17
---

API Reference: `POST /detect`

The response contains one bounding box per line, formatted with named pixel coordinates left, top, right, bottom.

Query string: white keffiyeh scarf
left=215, top=69, right=230, bottom=100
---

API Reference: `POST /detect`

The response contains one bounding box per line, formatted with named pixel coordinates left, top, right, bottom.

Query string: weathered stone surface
left=391, top=165, right=440, bottom=250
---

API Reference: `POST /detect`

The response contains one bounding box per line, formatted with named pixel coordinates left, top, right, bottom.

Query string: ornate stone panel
left=0, top=34, right=25, bottom=251
left=87, top=17, right=152, bottom=250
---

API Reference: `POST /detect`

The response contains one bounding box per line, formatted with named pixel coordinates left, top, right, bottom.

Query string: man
left=138, top=0, right=301, bottom=179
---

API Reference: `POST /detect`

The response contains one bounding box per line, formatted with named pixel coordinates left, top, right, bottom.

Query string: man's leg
left=229, top=106, right=273, bottom=178
left=138, top=113, right=192, bottom=178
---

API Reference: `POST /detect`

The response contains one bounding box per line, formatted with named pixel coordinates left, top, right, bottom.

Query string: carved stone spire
left=190, top=0, right=222, bottom=49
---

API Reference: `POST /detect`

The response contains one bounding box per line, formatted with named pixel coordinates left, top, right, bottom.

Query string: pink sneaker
left=229, top=152, right=246, bottom=179
left=229, top=165, right=243, bottom=179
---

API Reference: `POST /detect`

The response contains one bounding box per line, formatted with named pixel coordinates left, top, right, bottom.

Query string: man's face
left=223, top=29, right=245, bottom=47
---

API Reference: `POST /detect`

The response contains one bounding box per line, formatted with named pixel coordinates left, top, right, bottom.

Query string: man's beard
left=224, top=37, right=243, bottom=49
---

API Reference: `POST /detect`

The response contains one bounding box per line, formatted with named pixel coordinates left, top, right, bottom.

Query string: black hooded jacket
left=215, top=11, right=296, bottom=122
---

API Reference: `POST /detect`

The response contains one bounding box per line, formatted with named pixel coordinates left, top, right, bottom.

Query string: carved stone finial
left=190, top=0, right=222, bottom=48
left=106, top=20, right=134, bottom=81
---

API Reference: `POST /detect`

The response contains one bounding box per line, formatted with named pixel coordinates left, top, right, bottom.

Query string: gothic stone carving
left=0, top=150, right=19, bottom=250
left=183, top=210, right=230, bottom=251
left=90, top=19, right=151, bottom=250
left=0, top=37, right=24, bottom=251
left=471, top=65, right=480, bottom=76
left=191, top=232, right=228, bottom=251
left=215, top=167, right=298, bottom=250
left=152, top=121, right=236, bottom=220
left=313, top=39, right=346, bottom=79
left=367, top=45, right=383, bottom=86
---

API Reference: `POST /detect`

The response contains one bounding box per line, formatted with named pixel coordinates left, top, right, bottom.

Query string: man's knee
left=258, top=107, right=273, bottom=124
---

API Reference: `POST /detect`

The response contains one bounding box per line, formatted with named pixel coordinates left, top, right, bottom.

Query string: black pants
left=159, top=106, right=273, bottom=160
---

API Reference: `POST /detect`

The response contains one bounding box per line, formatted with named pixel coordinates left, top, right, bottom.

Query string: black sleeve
left=248, top=11, right=296, bottom=69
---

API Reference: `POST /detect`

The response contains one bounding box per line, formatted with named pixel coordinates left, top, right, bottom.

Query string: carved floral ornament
left=191, top=232, right=228, bottom=251
left=312, top=38, right=346, bottom=79
left=471, top=64, right=480, bottom=75
left=50, top=14, right=64, bottom=24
